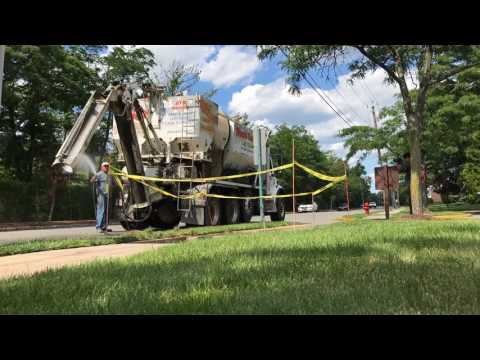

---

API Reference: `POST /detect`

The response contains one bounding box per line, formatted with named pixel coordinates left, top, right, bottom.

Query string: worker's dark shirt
left=95, top=171, right=108, bottom=196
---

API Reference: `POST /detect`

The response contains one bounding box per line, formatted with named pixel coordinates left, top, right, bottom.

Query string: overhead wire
left=304, top=72, right=356, bottom=126
left=301, top=71, right=355, bottom=128
left=279, top=47, right=354, bottom=128
left=358, top=78, right=377, bottom=105
left=325, top=76, right=367, bottom=125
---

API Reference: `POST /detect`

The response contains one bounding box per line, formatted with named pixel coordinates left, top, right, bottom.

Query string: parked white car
left=369, top=202, right=377, bottom=208
left=298, top=203, right=318, bottom=213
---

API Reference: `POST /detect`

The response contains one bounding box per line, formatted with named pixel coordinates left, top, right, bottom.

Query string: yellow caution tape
left=131, top=177, right=339, bottom=200
left=109, top=161, right=345, bottom=200
left=112, top=173, right=124, bottom=191
left=110, top=162, right=293, bottom=183
left=294, top=161, right=346, bottom=182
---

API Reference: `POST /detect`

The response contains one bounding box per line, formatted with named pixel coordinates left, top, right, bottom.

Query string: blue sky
left=124, top=45, right=413, bottom=192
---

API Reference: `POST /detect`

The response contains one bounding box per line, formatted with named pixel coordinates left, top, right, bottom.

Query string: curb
left=128, top=223, right=311, bottom=245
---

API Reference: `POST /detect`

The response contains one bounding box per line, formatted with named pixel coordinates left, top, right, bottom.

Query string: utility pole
left=372, top=104, right=390, bottom=220
left=0, top=45, right=5, bottom=110
left=371, top=105, right=382, bottom=162
left=344, top=161, right=350, bottom=213
left=292, top=138, right=296, bottom=228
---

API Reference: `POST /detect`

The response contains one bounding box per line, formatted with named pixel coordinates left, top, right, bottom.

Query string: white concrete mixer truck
left=52, top=83, right=286, bottom=230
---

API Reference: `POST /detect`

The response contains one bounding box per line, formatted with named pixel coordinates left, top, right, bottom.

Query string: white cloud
left=137, top=45, right=216, bottom=79
left=251, top=118, right=276, bottom=129
left=228, top=68, right=407, bottom=160
left=200, top=46, right=261, bottom=88
left=110, top=45, right=261, bottom=89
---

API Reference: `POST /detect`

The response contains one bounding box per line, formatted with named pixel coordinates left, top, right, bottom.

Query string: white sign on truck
left=253, top=126, right=268, bottom=166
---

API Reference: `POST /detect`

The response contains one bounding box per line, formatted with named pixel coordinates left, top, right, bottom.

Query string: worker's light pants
left=96, top=194, right=107, bottom=230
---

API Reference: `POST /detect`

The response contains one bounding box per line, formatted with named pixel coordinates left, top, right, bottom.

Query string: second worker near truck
left=90, top=162, right=112, bottom=233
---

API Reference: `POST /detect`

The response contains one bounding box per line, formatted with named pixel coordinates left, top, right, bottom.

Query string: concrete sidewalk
left=0, top=223, right=316, bottom=280
left=0, top=215, right=351, bottom=281
left=0, top=242, right=166, bottom=280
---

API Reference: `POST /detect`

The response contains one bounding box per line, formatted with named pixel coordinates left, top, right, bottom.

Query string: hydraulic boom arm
left=51, top=84, right=150, bottom=210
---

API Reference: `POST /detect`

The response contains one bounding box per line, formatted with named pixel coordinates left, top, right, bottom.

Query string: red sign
left=375, top=166, right=400, bottom=190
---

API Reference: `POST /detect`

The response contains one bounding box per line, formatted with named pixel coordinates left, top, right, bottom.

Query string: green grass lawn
left=0, top=221, right=289, bottom=257
left=1, top=219, right=480, bottom=314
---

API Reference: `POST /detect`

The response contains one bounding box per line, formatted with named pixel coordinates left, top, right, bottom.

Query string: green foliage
left=268, top=124, right=371, bottom=209
left=0, top=45, right=158, bottom=221
left=102, top=46, right=155, bottom=85
left=257, top=45, right=480, bottom=215
left=154, top=60, right=217, bottom=99
left=1, top=45, right=99, bottom=181
left=0, top=176, right=94, bottom=222
left=428, top=202, right=480, bottom=212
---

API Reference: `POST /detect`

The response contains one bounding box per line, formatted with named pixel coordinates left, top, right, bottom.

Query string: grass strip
left=0, top=221, right=289, bottom=257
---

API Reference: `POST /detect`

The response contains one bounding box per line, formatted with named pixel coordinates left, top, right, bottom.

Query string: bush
left=0, top=178, right=95, bottom=222
left=428, top=202, right=480, bottom=212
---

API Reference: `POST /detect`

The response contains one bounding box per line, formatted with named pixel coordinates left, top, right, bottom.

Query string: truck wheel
left=205, top=198, right=222, bottom=226
left=149, top=200, right=180, bottom=229
left=270, top=198, right=286, bottom=222
left=120, top=219, right=149, bottom=231
left=240, top=199, right=253, bottom=223
left=224, top=199, right=241, bottom=224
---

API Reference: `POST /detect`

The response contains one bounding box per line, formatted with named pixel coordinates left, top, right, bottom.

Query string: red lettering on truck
left=235, top=125, right=253, bottom=142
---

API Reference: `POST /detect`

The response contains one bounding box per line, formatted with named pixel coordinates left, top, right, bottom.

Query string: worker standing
left=90, top=162, right=111, bottom=233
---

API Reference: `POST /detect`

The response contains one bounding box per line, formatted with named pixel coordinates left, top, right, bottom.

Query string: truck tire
left=149, top=200, right=180, bottom=229
left=120, top=219, right=149, bottom=231
left=224, top=199, right=241, bottom=224
left=270, top=198, right=286, bottom=222
left=240, top=199, right=253, bottom=223
left=205, top=198, right=222, bottom=226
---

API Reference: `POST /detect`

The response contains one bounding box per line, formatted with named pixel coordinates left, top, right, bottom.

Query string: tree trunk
left=407, top=113, right=424, bottom=216
left=48, top=176, right=57, bottom=221
left=97, top=111, right=112, bottom=167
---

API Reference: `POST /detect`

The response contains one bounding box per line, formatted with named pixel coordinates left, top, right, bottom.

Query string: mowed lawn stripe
left=0, top=220, right=480, bottom=314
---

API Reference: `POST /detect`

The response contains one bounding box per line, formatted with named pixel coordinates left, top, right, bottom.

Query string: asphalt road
left=0, top=210, right=363, bottom=245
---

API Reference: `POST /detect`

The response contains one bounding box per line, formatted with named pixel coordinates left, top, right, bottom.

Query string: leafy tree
left=267, top=124, right=370, bottom=210
left=155, top=60, right=217, bottom=98
left=268, top=124, right=329, bottom=210
left=424, top=67, right=480, bottom=201
left=0, top=45, right=158, bottom=221
left=339, top=65, right=480, bottom=203
left=258, top=45, right=480, bottom=215
left=339, top=100, right=408, bottom=163
left=102, top=46, right=155, bottom=85
left=1, top=45, right=99, bottom=181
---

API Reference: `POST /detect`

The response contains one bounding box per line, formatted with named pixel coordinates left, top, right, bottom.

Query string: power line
left=326, top=77, right=368, bottom=125
left=358, top=78, right=377, bottom=105
left=302, top=71, right=355, bottom=128
left=347, top=81, right=372, bottom=110
left=278, top=48, right=354, bottom=128
left=305, top=72, right=356, bottom=126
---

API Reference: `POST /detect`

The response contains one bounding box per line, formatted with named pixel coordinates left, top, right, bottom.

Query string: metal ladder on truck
left=176, top=102, right=196, bottom=214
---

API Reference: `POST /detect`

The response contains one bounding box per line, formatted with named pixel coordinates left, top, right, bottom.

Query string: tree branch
left=415, top=46, right=433, bottom=128
left=354, top=46, right=400, bottom=83
left=430, top=61, right=480, bottom=85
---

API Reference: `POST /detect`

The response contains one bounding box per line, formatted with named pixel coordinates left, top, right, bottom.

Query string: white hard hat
left=101, top=162, right=110, bottom=167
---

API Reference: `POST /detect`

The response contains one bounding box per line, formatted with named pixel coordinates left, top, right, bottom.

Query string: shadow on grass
left=1, top=231, right=479, bottom=314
